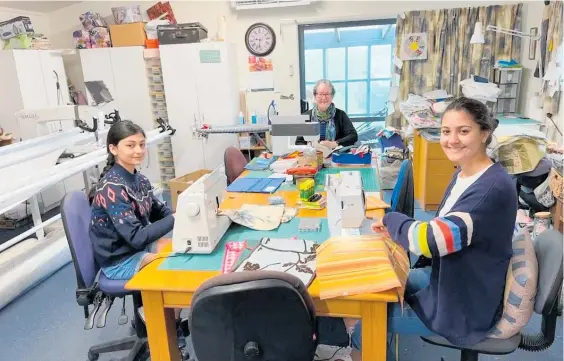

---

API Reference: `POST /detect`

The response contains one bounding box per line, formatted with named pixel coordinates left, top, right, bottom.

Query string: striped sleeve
left=383, top=211, right=474, bottom=258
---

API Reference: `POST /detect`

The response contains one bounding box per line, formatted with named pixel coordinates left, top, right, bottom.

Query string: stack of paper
left=316, top=235, right=410, bottom=303
left=270, top=158, right=298, bottom=173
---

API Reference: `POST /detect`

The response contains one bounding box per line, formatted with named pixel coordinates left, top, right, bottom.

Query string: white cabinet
left=0, top=50, right=70, bottom=140
left=159, top=42, right=239, bottom=177
left=0, top=50, right=74, bottom=214
left=79, top=47, right=160, bottom=183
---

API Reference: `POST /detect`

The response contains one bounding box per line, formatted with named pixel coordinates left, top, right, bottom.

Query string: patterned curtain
left=388, top=4, right=522, bottom=128
left=537, top=1, right=563, bottom=119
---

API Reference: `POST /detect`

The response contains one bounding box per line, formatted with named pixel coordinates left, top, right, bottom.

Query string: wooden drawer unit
left=413, top=131, right=456, bottom=211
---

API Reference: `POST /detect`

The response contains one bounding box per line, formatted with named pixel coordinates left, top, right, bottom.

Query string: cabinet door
left=79, top=48, right=119, bottom=115
left=13, top=50, right=49, bottom=109
left=109, top=47, right=161, bottom=183
left=193, top=43, right=239, bottom=169
left=159, top=44, right=202, bottom=177
left=38, top=50, right=70, bottom=106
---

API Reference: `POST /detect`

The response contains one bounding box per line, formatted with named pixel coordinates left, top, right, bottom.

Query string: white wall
left=519, top=0, right=543, bottom=118
left=519, top=1, right=562, bottom=145
left=0, top=6, right=51, bottom=50
left=47, top=0, right=523, bottom=117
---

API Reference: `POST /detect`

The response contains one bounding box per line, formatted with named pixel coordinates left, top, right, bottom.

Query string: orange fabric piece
left=316, top=235, right=410, bottom=306
left=365, top=195, right=390, bottom=210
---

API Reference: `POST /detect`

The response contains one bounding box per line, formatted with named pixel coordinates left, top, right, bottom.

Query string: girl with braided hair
left=89, top=121, right=174, bottom=280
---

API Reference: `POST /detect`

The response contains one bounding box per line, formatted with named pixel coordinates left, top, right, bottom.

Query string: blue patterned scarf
left=312, top=103, right=336, bottom=141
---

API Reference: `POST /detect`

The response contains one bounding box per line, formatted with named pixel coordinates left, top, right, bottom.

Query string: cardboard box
left=169, top=169, right=212, bottom=211
left=0, top=16, right=34, bottom=40
left=109, top=23, right=147, bottom=47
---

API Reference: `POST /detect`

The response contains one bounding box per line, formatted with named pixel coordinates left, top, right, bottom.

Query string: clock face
left=245, top=23, right=276, bottom=57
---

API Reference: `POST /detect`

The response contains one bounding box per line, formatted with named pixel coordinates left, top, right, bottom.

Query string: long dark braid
left=88, top=120, right=145, bottom=204
left=99, top=153, right=116, bottom=180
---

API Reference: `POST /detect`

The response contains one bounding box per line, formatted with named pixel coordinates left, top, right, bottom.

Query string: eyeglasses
left=315, top=93, right=333, bottom=98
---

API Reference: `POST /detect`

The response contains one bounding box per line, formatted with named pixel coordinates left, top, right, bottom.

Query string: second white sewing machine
left=326, top=170, right=366, bottom=236
left=172, top=166, right=232, bottom=254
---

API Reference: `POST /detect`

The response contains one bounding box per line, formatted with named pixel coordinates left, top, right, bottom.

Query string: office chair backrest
left=532, top=229, right=563, bottom=315
left=189, top=270, right=317, bottom=361
left=224, top=146, right=248, bottom=185
left=61, top=191, right=97, bottom=289
left=515, top=229, right=563, bottom=352
left=390, top=159, right=414, bottom=218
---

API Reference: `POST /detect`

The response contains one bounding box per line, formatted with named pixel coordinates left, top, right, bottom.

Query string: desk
left=126, top=166, right=393, bottom=361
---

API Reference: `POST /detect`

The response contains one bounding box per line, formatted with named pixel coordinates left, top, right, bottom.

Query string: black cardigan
left=296, top=108, right=358, bottom=147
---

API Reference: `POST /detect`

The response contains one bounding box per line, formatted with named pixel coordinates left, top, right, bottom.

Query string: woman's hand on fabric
left=371, top=218, right=389, bottom=236
left=320, top=140, right=338, bottom=149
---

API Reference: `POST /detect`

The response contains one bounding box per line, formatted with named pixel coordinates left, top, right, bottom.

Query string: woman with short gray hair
left=298, top=79, right=357, bottom=148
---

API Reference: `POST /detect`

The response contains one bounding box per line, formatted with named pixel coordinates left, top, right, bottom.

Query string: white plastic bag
left=534, top=176, right=556, bottom=208
left=145, top=19, right=170, bottom=40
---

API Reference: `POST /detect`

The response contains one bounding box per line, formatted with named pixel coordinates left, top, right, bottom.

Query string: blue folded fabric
left=244, top=156, right=278, bottom=170
left=226, top=177, right=285, bottom=193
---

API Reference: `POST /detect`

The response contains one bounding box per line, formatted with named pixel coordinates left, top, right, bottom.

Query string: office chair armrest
left=519, top=295, right=560, bottom=352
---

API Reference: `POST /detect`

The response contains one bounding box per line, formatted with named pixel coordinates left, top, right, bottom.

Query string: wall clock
left=245, top=22, right=276, bottom=57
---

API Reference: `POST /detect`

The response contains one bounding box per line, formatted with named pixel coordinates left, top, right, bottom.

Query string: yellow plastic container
left=299, top=178, right=315, bottom=200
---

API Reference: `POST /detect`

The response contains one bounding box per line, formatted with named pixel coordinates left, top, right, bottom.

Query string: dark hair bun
left=443, top=97, right=498, bottom=146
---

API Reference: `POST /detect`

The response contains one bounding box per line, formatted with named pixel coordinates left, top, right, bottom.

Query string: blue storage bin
left=332, top=151, right=372, bottom=165
left=378, top=133, right=404, bottom=152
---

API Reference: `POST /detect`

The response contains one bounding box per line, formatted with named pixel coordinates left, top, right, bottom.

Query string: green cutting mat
left=159, top=217, right=330, bottom=271
left=315, top=167, right=379, bottom=192
left=243, top=167, right=379, bottom=192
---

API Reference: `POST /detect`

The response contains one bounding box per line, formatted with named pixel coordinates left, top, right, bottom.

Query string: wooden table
left=126, top=170, right=393, bottom=361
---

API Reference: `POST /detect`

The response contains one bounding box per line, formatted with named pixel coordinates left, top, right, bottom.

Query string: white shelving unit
left=144, top=49, right=176, bottom=188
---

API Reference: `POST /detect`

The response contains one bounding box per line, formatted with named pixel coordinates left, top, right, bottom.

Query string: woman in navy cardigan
left=348, top=98, right=517, bottom=361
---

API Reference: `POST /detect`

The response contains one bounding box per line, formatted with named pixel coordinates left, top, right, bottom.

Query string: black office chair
left=189, top=270, right=318, bottom=361
left=421, top=229, right=563, bottom=361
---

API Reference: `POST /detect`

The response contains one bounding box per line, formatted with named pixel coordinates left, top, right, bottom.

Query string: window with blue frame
left=299, top=20, right=396, bottom=143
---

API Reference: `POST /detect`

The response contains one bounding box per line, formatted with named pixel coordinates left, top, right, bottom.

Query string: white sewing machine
left=326, top=170, right=365, bottom=235
left=270, top=115, right=320, bottom=156
left=338, top=171, right=365, bottom=228
left=172, top=166, right=232, bottom=254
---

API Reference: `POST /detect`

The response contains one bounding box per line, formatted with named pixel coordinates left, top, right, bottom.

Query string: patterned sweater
left=383, top=162, right=517, bottom=347
left=89, top=163, right=174, bottom=268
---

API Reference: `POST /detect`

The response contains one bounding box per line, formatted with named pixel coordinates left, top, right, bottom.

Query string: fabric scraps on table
left=234, top=237, right=318, bottom=287
left=219, top=204, right=285, bottom=231
left=221, top=241, right=248, bottom=274
left=365, top=194, right=390, bottom=210
left=282, top=207, right=298, bottom=223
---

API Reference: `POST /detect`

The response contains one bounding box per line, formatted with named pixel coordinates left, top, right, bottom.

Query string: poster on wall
left=247, top=56, right=274, bottom=91
left=400, top=33, right=428, bottom=61
left=248, top=56, right=274, bottom=72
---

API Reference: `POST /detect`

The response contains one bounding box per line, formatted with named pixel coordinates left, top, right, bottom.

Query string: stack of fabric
left=316, top=235, right=410, bottom=303
left=73, top=11, right=111, bottom=49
